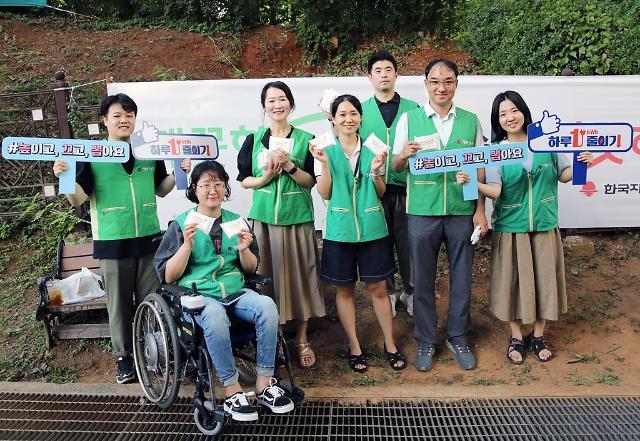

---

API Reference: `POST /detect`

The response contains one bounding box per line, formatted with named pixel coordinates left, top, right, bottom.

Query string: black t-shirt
left=376, top=92, right=401, bottom=129
left=236, top=128, right=315, bottom=182
left=76, top=159, right=170, bottom=259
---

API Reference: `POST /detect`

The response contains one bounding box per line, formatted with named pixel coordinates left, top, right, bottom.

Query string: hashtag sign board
left=408, top=142, right=529, bottom=201
left=131, top=122, right=218, bottom=190
left=1, top=137, right=129, bottom=194
left=527, top=110, right=633, bottom=185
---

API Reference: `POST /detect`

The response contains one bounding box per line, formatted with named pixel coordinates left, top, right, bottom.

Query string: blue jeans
left=191, top=289, right=279, bottom=387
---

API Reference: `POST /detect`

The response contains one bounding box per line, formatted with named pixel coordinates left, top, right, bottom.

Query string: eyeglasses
left=197, top=182, right=225, bottom=191
left=427, top=79, right=456, bottom=88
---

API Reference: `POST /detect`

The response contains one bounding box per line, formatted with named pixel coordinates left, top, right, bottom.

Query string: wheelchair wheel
left=234, top=341, right=257, bottom=385
left=194, top=353, right=225, bottom=436
left=194, top=401, right=224, bottom=436
left=133, top=292, right=181, bottom=409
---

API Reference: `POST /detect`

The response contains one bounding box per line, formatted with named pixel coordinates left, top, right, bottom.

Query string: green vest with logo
left=89, top=160, right=160, bottom=240
left=360, top=96, right=419, bottom=186
left=175, top=208, right=245, bottom=299
left=493, top=153, right=559, bottom=233
left=406, top=107, right=478, bottom=216
left=247, top=127, right=315, bottom=225
left=324, top=139, right=388, bottom=243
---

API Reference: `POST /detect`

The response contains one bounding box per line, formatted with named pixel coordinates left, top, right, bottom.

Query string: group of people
left=52, top=51, right=593, bottom=422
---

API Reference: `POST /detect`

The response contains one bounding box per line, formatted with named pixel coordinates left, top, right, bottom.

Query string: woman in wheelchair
left=154, top=160, right=294, bottom=422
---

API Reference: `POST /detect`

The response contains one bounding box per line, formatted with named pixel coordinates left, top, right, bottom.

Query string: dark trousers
left=382, top=189, right=413, bottom=295
left=408, top=214, right=474, bottom=345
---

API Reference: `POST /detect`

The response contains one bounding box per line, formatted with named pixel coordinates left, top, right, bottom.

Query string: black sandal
left=506, top=337, right=526, bottom=364
left=526, top=333, right=553, bottom=362
left=348, top=353, right=368, bottom=373
left=384, top=344, right=407, bottom=371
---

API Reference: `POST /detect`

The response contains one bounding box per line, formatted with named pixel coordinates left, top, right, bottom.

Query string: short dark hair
left=99, top=93, right=138, bottom=117
left=186, top=160, right=231, bottom=203
left=367, top=50, right=398, bottom=73
left=490, top=90, right=533, bottom=143
left=260, top=81, right=295, bottom=110
left=330, top=94, right=362, bottom=118
left=424, top=58, right=459, bottom=78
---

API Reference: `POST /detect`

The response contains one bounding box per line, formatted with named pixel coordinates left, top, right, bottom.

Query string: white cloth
left=314, top=137, right=362, bottom=176
left=392, top=101, right=484, bottom=155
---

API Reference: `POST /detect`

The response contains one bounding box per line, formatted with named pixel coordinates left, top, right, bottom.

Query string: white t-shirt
left=314, top=137, right=362, bottom=176
left=392, top=101, right=485, bottom=155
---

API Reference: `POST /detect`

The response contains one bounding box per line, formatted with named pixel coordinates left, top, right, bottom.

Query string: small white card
left=470, top=225, right=482, bottom=245
left=414, top=133, right=441, bottom=150
left=257, top=149, right=272, bottom=169
left=185, top=210, right=215, bottom=234
left=220, top=217, right=249, bottom=238
left=319, top=88, right=339, bottom=113
left=363, top=133, right=389, bottom=155
left=269, top=136, right=294, bottom=155
left=309, top=131, right=335, bottom=151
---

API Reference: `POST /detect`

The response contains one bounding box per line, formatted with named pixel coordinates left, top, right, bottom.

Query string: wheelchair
left=132, top=276, right=305, bottom=436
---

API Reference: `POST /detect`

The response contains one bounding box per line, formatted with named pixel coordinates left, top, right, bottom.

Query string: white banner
left=109, top=75, right=640, bottom=229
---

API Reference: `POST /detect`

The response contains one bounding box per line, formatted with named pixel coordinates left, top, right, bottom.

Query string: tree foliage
left=453, top=0, right=640, bottom=75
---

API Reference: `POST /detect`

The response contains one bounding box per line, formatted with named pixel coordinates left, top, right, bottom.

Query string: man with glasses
left=391, top=59, right=488, bottom=372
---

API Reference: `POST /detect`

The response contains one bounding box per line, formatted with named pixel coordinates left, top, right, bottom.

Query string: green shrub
left=55, top=0, right=290, bottom=32
left=292, top=0, right=442, bottom=61
left=454, top=0, right=640, bottom=75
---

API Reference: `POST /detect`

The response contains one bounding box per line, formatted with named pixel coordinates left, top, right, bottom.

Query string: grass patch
left=570, top=353, right=600, bottom=364
left=469, top=377, right=506, bottom=386
left=97, top=339, right=113, bottom=354
left=351, top=375, right=377, bottom=387
left=45, top=366, right=78, bottom=384
left=437, top=373, right=464, bottom=385
left=593, top=369, right=621, bottom=386
left=567, top=371, right=593, bottom=386
left=387, top=371, right=401, bottom=380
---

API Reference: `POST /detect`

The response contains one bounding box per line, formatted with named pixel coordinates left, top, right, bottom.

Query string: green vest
left=324, top=139, right=388, bottom=243
left=406, top=107, right=478, bottom=216
left=493, top=153, right=559, bottom=233
left=88, top=160, right=160, bottom=240
left=175, top=208, right=245, bottom=299
left=247, top=127, right=315, bottom=225
left=360, top=96, right=419, bottom=186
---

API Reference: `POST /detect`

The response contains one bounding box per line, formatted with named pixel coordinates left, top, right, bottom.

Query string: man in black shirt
left=360, top=50, right=420, bottom=318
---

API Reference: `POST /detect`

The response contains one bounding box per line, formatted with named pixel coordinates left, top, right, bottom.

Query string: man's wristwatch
left=285, top=165, right=298, bottom=175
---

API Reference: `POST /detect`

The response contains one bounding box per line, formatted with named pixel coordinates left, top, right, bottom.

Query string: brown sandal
left=297, top=342, right=316, bottom=368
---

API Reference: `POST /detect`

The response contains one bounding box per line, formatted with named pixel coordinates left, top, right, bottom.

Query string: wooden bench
left=36, top=240, right=110, bottom=349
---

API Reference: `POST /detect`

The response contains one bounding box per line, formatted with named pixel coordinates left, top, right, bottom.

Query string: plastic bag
left=46, top=267, right=105, bottom=306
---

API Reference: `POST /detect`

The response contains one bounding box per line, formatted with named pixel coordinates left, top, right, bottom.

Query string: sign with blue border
left=130, top=121, right=219, bottom=189
left=409, top=142, right=529, bottom=200
left=1, top=136, right=129, bottom=194
left=527, top=110, right=633, bottom=185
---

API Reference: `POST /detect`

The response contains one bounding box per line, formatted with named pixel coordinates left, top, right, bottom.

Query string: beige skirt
left=251, top=220, right=326, bottom=324
left=489, top=228, right=567, bottom=324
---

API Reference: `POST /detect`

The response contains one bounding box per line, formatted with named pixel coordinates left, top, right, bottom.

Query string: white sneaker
left=223, top=391, right=258, bottom=421
left=256, top=378, right=294, bottom=414
left=399, top=292, right=413, bottom=317
left=389, top=294, right=398, bottom=318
